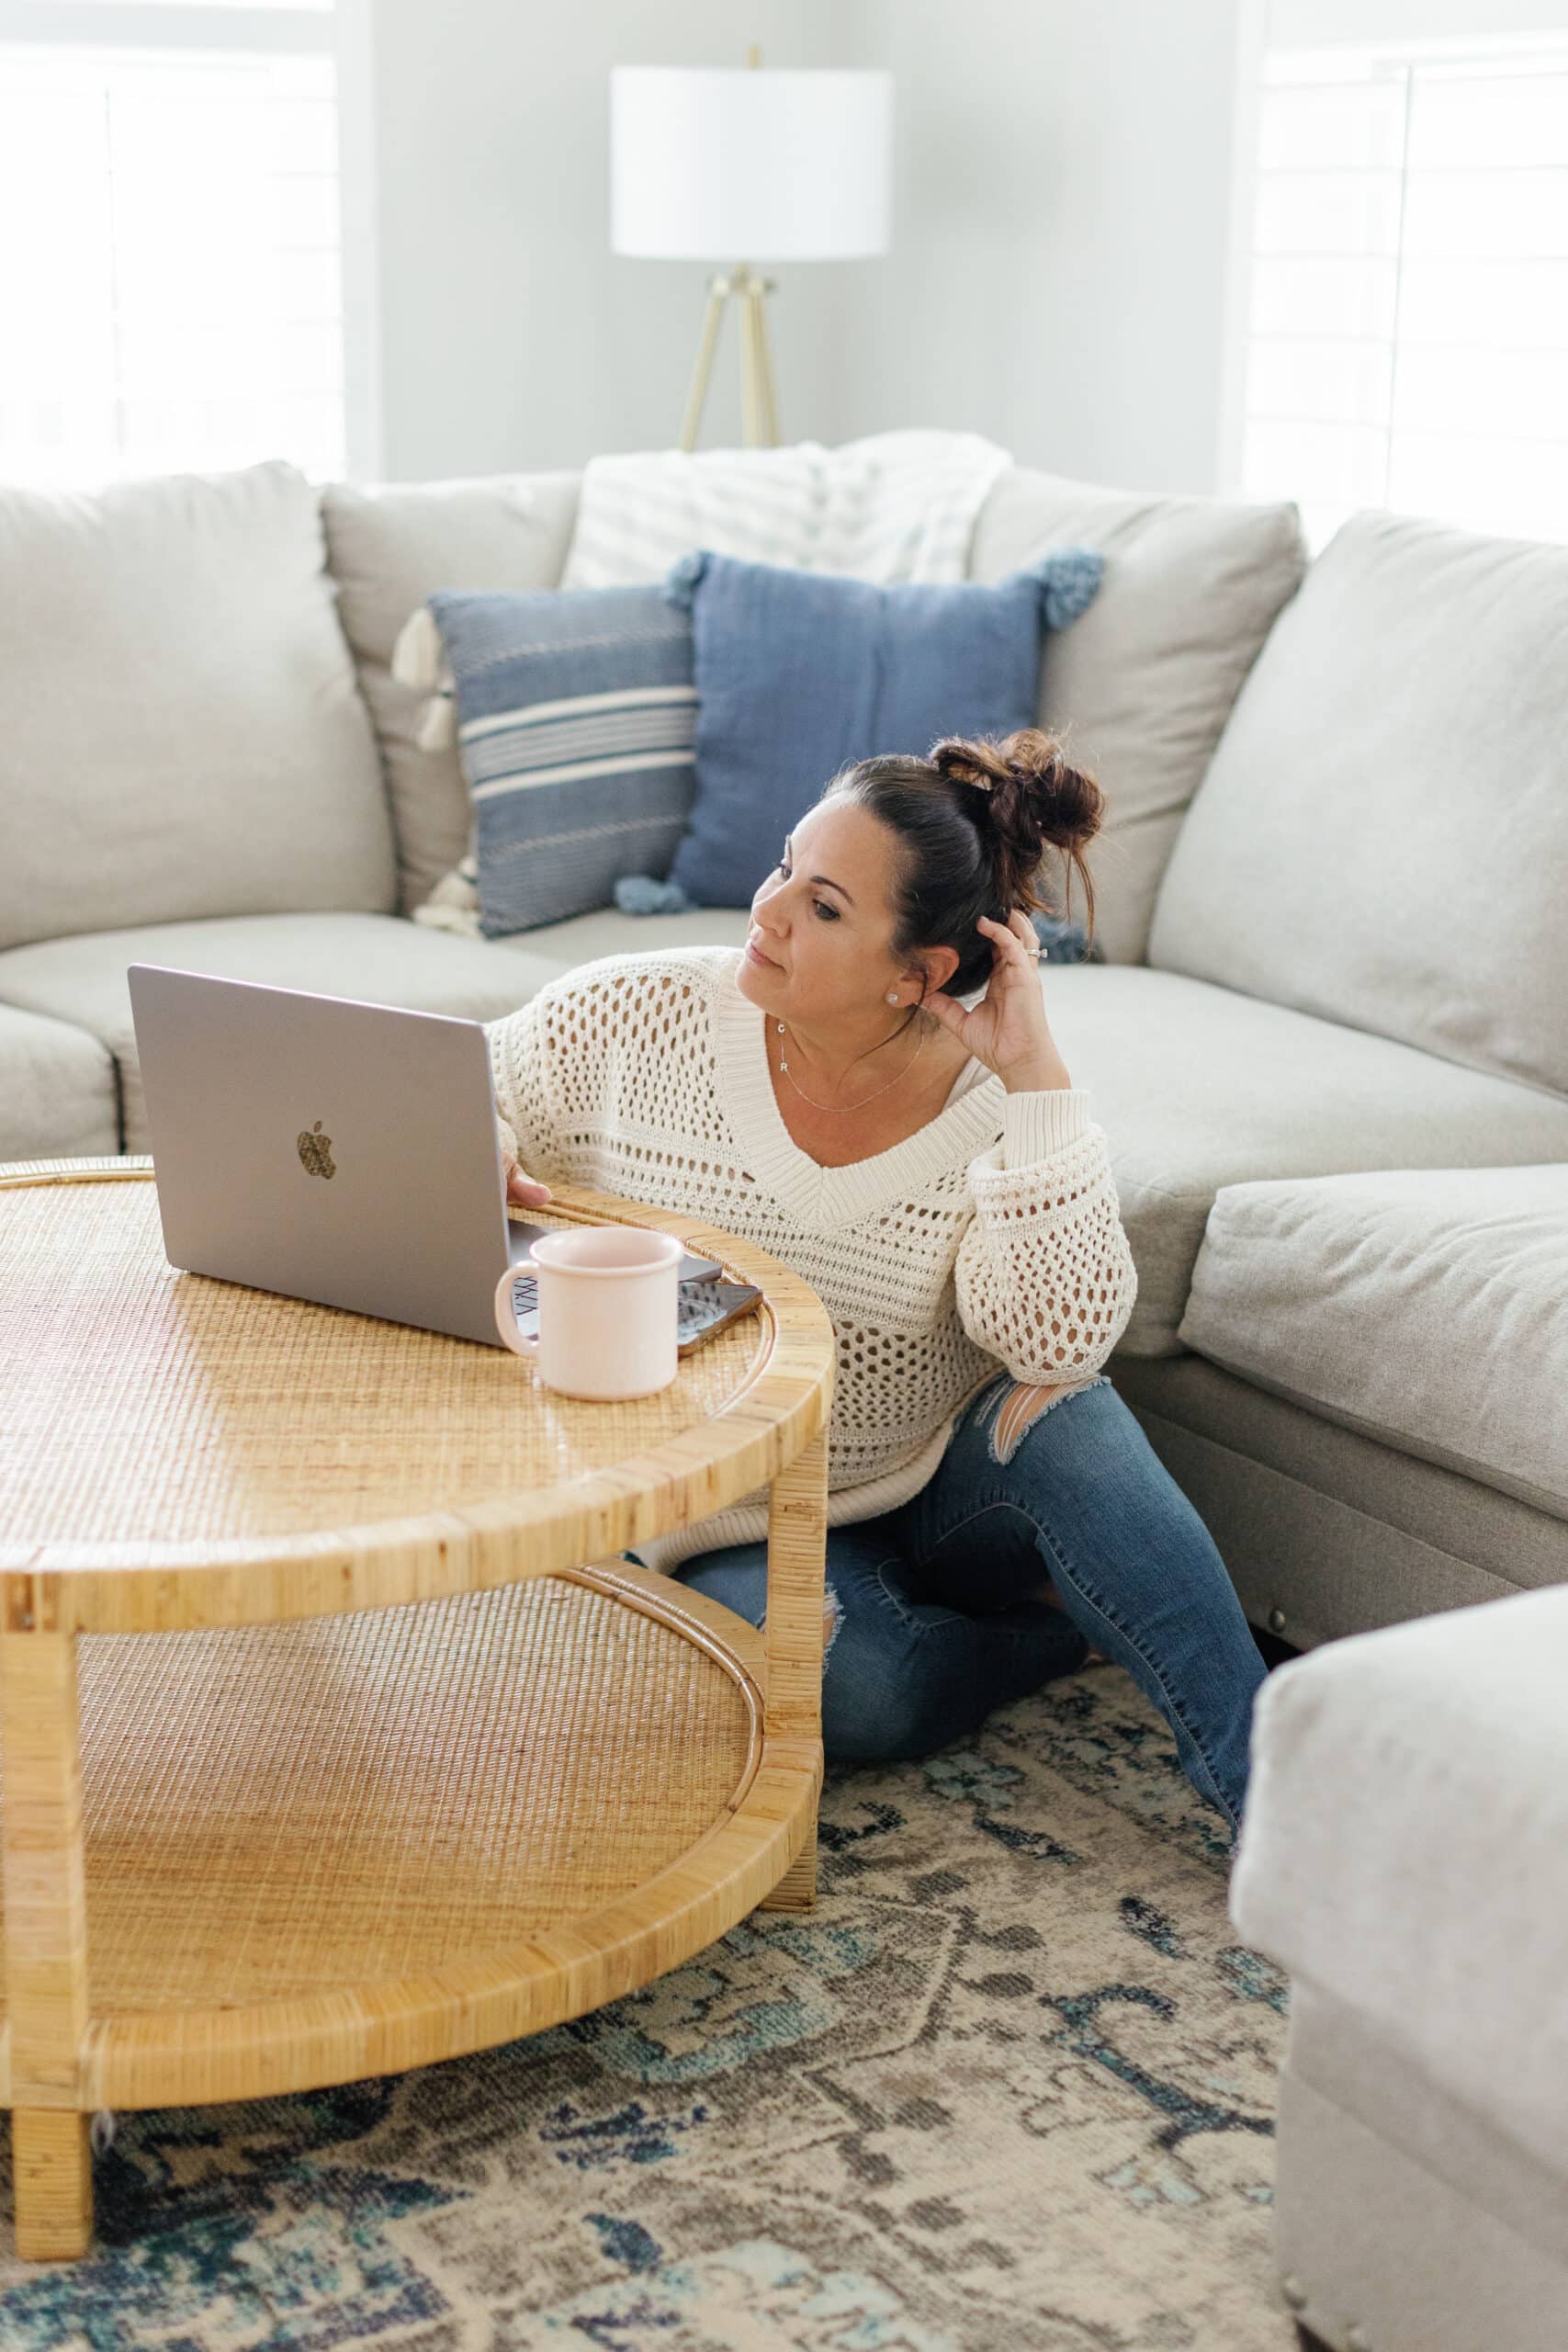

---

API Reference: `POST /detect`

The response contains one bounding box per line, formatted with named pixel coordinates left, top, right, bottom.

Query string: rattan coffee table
left=0, top=1157, right=835, bottom=2261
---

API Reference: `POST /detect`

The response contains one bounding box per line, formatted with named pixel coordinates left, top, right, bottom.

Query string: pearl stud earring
left=886, top=991, right=898, bottom=1004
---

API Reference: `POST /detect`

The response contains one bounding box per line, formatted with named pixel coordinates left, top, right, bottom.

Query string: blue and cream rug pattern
left=0, top=1661, right=1293, bottom=2351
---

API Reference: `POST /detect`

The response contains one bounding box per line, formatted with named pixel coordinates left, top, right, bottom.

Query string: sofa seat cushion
left=0, top=462, right=396, bottom=952
left=1038, top=966, right=1568, bottom=1356
left=1232, top=1586, right=1568, bottom=2188
left=492, top=903, right=752, bottom=969
left=0, top=1003, right=118, bottom=1160
left=1179, top=1163, right=1568, bottom=1517
left=0, top=915, right=569, bottom=1153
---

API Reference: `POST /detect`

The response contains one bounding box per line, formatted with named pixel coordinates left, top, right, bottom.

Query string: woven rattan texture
left=0, top=1582, right=751, bottom=2012
left=0, top=1176, right=767, bottom=1547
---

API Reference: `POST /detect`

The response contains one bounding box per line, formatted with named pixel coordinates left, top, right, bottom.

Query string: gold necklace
left=775, top=1015, right=928, bottom=1113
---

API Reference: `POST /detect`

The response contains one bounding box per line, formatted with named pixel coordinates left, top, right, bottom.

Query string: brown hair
left=820, top=726, right=1104, bottom=1000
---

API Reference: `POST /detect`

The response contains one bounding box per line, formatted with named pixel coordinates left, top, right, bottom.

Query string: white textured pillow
left=0, top=460, right=394, bottom=952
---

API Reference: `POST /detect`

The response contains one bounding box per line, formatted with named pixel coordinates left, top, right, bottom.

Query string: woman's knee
left=980, top=1373, right=1206, bottom=1553
left=978, top=1372, right=1119, bottom=1468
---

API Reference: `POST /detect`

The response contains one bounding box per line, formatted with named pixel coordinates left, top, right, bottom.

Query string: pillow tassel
left=660, top=548, right=710, bottom=612
left=615, top=874, right=695, bottom=915
left=1030, top=547, right=1105, bottom=630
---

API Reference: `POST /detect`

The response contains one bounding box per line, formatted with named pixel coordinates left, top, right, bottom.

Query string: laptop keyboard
left=508, top=1272, right=746, bottom=1347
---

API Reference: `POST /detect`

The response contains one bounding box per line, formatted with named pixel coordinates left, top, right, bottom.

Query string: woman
left=491, top=729, right=1266, bottom=1833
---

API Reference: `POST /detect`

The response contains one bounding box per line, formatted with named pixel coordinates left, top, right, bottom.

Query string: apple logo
left=297, top=1120, right=337, bottom=1180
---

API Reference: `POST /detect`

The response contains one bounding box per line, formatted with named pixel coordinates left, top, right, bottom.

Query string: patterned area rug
left=0, top=1661, right=1293, bottom=2351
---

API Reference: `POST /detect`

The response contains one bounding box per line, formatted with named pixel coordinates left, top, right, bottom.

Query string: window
left=0, top=0, right=378, bottom=490
left=1232, top=25, right=1568, bottom=548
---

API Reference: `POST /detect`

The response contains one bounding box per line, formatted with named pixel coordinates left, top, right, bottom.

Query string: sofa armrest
left=1231, top=1587, right=1568, bottom=2181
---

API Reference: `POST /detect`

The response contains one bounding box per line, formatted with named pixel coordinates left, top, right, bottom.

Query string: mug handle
left=493, top=1261, right=541, bottom=1356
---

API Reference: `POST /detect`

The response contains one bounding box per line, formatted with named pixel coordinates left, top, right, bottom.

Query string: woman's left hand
left=923, top=911, right=1070, bottom=1091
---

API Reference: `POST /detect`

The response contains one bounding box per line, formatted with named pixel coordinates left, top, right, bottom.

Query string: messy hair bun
left=930, top=728, right=1103, bottom=937
left=820, top=727, right=1103, bottom=1000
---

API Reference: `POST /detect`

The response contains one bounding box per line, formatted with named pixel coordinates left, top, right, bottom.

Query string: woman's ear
left=914, top=944, right=961, bottom=1001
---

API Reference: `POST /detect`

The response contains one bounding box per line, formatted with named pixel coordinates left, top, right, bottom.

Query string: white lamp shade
left=611, top=67, right=892, bottom=262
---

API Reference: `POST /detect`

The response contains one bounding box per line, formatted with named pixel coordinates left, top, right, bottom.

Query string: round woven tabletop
left=0, top=1159, right=835, bottom=1634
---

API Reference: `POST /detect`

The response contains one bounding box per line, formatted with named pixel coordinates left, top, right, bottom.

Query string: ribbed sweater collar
left=713, top=951, right=1005, bottom=1229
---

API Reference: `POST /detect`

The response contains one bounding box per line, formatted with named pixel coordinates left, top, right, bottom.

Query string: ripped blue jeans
left=661, top=1370, right=1266, bottom=1834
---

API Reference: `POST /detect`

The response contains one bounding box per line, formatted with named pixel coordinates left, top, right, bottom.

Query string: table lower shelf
left=0, top=1562, right=820, bottom=2115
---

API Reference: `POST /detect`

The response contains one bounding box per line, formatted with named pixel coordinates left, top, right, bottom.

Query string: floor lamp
left=610, top=52, right=893, bottom=451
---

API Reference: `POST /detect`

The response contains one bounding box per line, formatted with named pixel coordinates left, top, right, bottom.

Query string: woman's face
left=739, top=797, right=957, bottom=1023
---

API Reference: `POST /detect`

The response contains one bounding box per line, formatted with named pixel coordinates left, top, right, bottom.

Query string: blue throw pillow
left=622, top=545, right=1101, bottom=911
left=427, top=583, right=697, bottom=936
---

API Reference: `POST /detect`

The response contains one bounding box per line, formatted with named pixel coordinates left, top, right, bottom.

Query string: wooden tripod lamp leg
left=758, top=1428, right=828, bottom=1912
left=738, top=263, right=764, bottom=448
left=680, top=270, right=731, bottom=453
left=749, top=278, right=782, bottom=446
left=1, top=1603, right=92, bottom=2260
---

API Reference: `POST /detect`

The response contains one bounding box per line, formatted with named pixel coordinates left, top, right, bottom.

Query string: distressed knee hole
left=757, top=1585, right=843, bottom=1659
left=986, top=1374, right=1110, bottom=1465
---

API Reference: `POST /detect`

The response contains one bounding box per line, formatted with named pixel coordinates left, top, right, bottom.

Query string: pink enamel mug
left=493, top=1225, right=686, bottom=1399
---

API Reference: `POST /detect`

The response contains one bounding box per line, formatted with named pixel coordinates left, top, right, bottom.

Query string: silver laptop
left=128, top=966, right=719, bottom=1347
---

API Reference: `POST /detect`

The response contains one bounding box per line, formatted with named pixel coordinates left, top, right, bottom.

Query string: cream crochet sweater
left=487, top=945, right=1137, bottom=1574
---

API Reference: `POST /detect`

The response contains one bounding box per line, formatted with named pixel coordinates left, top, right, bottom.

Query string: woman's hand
left=505, top=1162, right=552, bottom=1208
left=498, top=1110, right=552, bottom=1206
left=923, top=910, right=1071, bottom=1092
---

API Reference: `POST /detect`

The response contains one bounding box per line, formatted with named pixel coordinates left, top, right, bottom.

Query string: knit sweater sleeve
left=483, top=988, right=567, bottom=1187
left=953, top=1089, right=1137, bottom=1384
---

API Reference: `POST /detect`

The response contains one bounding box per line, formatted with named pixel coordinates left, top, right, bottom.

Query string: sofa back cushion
left=1148, top=510, right=1568, bottom=1098
left=323, top=471, right=581, bottom=912
left=968, top=468, right=1306, bottom=964
left=0, top=461, right=394, bottom=952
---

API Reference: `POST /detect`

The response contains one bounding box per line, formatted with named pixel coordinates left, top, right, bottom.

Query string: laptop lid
left=129, top=964, right=525, bottom=1347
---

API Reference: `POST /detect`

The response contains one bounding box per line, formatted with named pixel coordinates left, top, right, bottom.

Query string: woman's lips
left=745, top=937, right=779, bottom=969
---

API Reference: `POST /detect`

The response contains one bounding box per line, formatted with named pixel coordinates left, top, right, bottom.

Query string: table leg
left=761, top=1821, right=818, bottom=1914
left=11, top=2111, right=92, bottom=2259
left=1, top=1608, right=92, bottom=2260
left=758, top=1429, right=827, bottom=1913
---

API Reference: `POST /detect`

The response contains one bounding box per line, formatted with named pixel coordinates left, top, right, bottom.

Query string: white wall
left=1270, top=0, right=1568, bottom=40
left=370, top=0, right=860, bottom=479
left=836, top=0, right=1247, bottom=492
left=370, top=0, right=1248, bottom=492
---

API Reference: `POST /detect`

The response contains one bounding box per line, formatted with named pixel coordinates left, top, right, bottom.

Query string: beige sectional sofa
left=3, top=455, right=1563, bottom=1656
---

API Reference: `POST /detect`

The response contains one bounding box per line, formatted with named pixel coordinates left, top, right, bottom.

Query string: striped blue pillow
left=426, top=584, right=696, bottom=936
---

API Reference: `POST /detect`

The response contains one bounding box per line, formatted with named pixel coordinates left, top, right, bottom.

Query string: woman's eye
left=772, top=857, right=835, bottom=919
